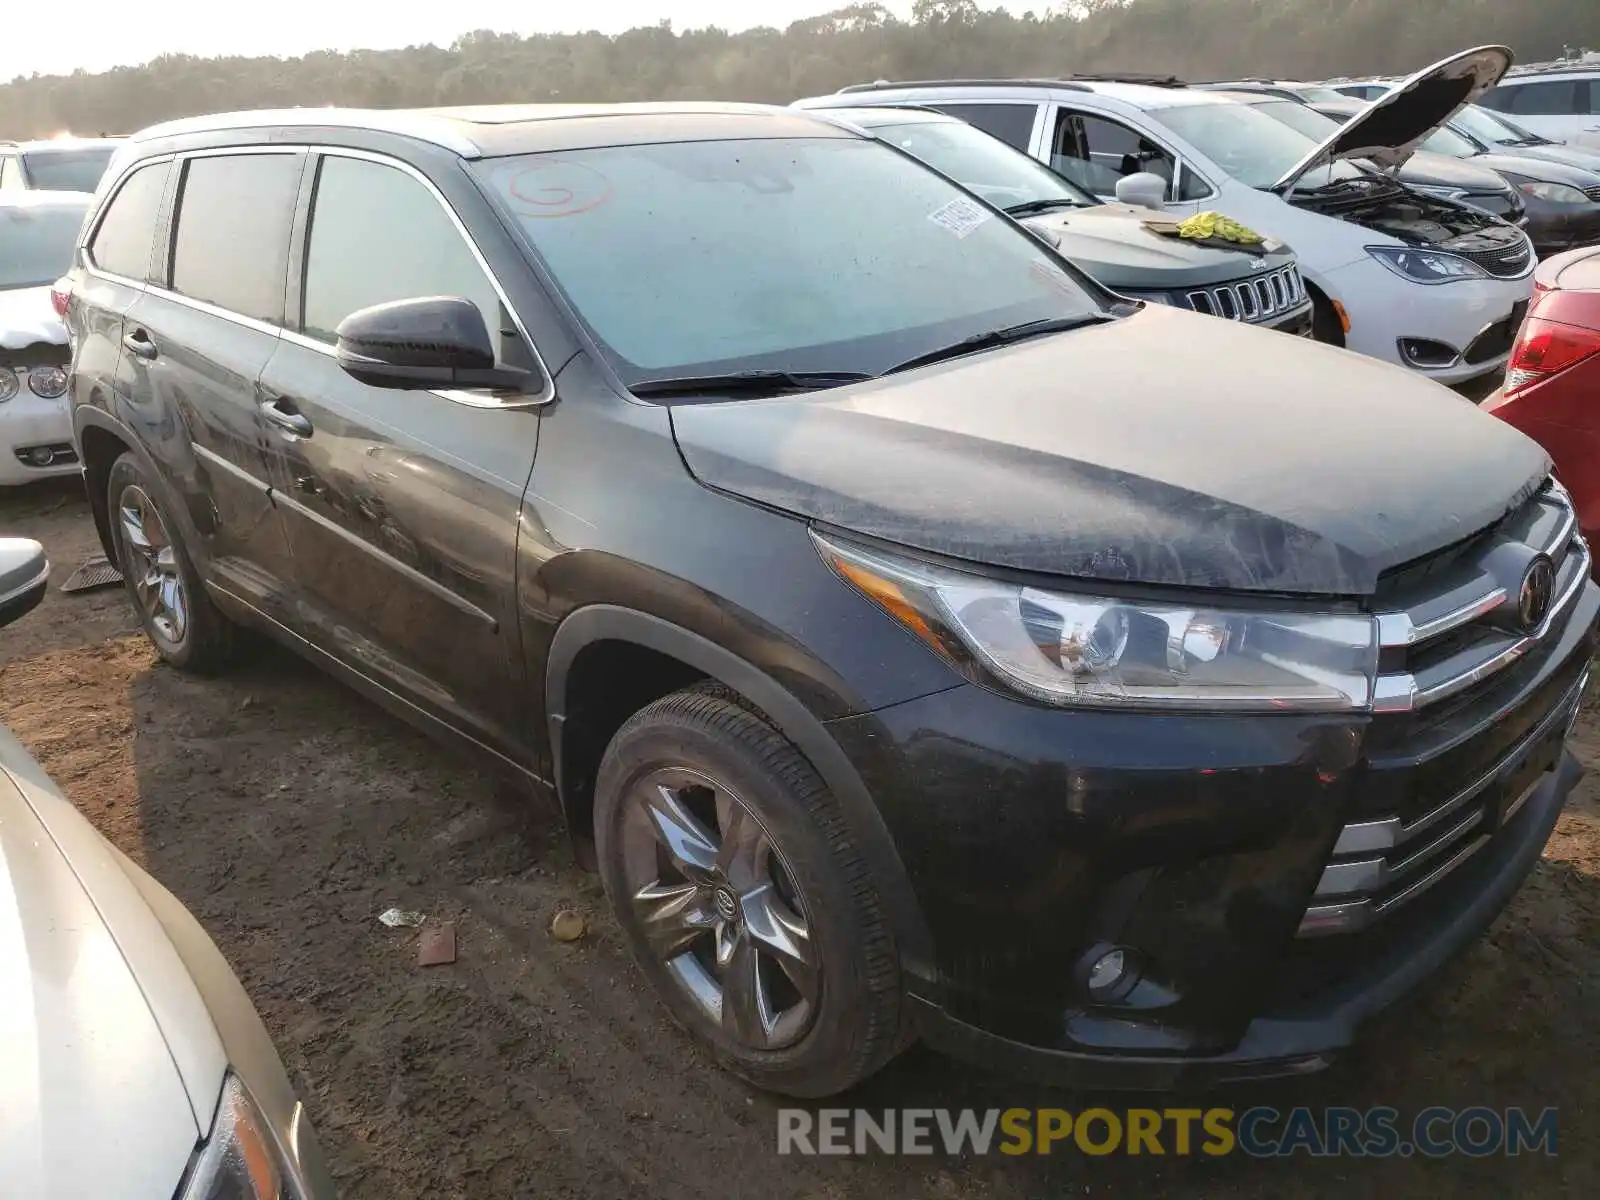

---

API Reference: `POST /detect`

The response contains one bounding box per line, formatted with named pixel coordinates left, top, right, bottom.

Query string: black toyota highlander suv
left=63, top=102, right=1597, bottom=1097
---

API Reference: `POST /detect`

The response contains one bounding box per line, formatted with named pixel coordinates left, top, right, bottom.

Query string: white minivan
left=798, top=47, right=1536, bottom=387
left=1480, top=63, right=1600, bottom=150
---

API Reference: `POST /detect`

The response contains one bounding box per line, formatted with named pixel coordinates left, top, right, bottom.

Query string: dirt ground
left=2, top=477, right=1596, bottom=1199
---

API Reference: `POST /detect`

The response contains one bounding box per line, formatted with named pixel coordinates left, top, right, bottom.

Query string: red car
left=1487, top=246, right=1600, bottom=553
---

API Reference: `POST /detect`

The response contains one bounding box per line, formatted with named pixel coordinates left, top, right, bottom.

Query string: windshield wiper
left=1005, top=198, right=1087, bottom=216
left=628, top=369, right=872, bottom=398
left=882, top=315, right=1114, bottom=377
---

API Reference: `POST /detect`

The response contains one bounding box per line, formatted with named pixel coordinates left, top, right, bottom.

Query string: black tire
left=594, top=682, right=906, bottom=1097
left=106, top=451, right=235, bottom=672
left=1311, top=291, right=1345, bottom=347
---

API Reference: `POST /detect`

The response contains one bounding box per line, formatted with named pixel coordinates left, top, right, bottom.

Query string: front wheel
left=594, top=684, right=906, bottom=1097
left=107, top=452, right=235, bottom=671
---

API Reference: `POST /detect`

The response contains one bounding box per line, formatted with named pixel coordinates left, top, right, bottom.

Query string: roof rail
left=1063, top=72, right=1188, bottom=87
left=837, top=78, right=1091, bottom=94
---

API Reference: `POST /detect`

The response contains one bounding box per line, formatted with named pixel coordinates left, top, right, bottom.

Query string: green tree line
left=4, top=0, right=1598, bottom=138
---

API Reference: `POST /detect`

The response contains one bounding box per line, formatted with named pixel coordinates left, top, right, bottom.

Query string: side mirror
left=1114, top=172, right=1171, bottom=211
left=335, top=296, right=539, bottom=394
left=0, top=538, right=49, bottom=630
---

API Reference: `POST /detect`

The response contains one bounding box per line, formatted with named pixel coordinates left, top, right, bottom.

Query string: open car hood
left=1272, top=45, right=1512, bottom=191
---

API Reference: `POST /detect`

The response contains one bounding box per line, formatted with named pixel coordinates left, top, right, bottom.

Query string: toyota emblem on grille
left=1518, top=556, right=1556, bottom=632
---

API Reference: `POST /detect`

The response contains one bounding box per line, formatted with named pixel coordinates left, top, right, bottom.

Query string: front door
left=257, top=150, right=541, bottom=758
left=1045, top=105, right=1208, bottom=214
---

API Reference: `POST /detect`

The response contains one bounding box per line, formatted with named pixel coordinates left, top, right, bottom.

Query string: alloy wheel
left=618, top=766, right=819, bottom=1051
left=118, top=484, right=187, bottom=645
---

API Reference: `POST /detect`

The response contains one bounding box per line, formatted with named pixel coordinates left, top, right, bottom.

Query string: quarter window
left=300, top=155, right=504, bottom=354
left=88, top=160, right=171, bottom=280
left=926, top=103, right=1038, bottom=151
left=171, top=153, right=301, bottom=324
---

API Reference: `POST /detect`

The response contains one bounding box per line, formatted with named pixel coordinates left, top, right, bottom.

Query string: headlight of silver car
left=181, top=1074, right=298, bottom=1200
left=1365, top=244, right=1489, bottom=284
left=815, top=532, right=1379, bottom=711
left=1515, top=179, right=1591, bottom=205
left=0, top=367, right=18, bottom=403
left=27, top=366, right=68, bottom=399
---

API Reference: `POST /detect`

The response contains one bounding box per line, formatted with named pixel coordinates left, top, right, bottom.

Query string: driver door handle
left=122, top=328, right=157, bottom=359
left=260, top=395, right=313, bottom=438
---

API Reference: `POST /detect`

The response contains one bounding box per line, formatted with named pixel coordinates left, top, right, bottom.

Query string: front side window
left=859, top=115, right=1095, bottom=211
left=1050, top=110, right=1179, bottom=197
left=475, top=134, right=1103, bottom=384
left=300, top=155, right=504, bottom=352
left=88, top=160, right=171, bottom=280
left=20, top=147, right=116, bottom=192
left=0, top=202, right=88, bottom=290
left=171, top=153, right=302, bottom=324
left=925, top=102, right=1038, bottom=151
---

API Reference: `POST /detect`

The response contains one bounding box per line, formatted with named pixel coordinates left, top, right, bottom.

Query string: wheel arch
left=545, top=604, right=934, bottom=979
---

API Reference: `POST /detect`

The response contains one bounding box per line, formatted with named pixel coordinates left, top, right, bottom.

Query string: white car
left=0, top=538, right=337, bottom=1199
left=798, top=46, right=1537, bottom=386
left=1480, top=62, right=1600, bottom=150
left=1, top=191, right=86, bottom=485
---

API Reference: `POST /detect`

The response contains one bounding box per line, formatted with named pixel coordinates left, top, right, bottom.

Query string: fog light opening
left=1079, top=943, right=1142, bottom=1003
left=1398, top=337, right=1462, bottom=369
left=27, top=446, right=55, bottom=467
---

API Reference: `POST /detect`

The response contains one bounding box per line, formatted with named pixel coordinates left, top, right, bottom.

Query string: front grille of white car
left=1184, top=264, right=1305, bottom=323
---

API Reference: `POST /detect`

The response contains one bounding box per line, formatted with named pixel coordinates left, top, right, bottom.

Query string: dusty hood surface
left=670, top=305, right=1549, bottom=596
left=0, top=754, right=198, bottom=1200
left=0, top=286, right=67, bottom=352
left=1274, top=45, right=1514, bottom=190
left=1021, top=204, right=1298, bottom=291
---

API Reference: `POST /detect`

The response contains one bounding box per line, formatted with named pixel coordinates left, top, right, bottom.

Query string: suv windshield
left=0, top=203, right=86, bottom=290
left=1156, top=100, right=1364, bottom=189
left=843, top=113, right=1097, bottom=212
left=475, top=135, right=1106, bottom=386
left=20, top=147, right=116, bottom=192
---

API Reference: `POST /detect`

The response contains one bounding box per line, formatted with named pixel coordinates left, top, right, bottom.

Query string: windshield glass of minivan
left=476, top=135, right=1106, bottom=388
left=1156, top=99, right=1364, bottom=189
left=20, top=148, right=115, bottom=192
left=0, top=204, right=86, bottom=290
left=1419, top=125, right=1480, bottom=157
left=850, top=114, right=1098, bottom=212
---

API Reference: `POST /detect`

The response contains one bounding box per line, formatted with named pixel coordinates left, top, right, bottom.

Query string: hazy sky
left=14, top=1, right=1041, bottom=77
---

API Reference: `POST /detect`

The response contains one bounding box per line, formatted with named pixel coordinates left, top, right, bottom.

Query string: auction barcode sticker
left=927, top=197, right=991, bottom=239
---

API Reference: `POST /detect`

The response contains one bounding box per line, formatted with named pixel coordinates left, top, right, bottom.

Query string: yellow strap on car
left=1176, top=211, right=1265, bottom=245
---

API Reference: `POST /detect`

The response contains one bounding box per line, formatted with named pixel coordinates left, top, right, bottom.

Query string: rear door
left=117, top=148, right=303, bottom=623
left=256, top=149, right=541, bottom=757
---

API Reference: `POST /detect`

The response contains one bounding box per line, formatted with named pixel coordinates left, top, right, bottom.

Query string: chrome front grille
left=1185, top=264, right=1305, bottom=323
left=1301, top=667, right=1586, bottom=936
left=1299, top=478, right=1592, bottom=938
left=1586, top=184, right=1600, bottom=203
left=1370, top=479, right=1587, bottom=714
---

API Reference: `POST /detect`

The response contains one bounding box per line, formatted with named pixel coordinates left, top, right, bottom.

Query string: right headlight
left=0, top=367, right=18, bottom=403
left=1365, top=244, right=1489, bottom=284
left=181, top=1074, right=298, bottom=1200
left=1514, top=179, right=1591, bottom=205
left=1408, top=184, right=1469, bottom=201
left=815, top=532, right=1379, bottom=711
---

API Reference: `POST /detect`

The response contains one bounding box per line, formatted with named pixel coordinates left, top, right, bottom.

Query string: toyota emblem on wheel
left=1518, top=556, right=1556, bottom=632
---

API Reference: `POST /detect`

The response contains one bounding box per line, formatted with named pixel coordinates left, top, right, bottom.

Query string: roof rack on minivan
left=837, top=78, right=1091, bottom=94
left=1063, top=72, right=1188, bottom=87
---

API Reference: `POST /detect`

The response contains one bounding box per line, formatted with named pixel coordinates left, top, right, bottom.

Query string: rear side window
left=171, top=153, right=301, bottom=324
left=88, top=160, right=171, bottom=280
left=927, top=103, right=1038, bottom=151
left=300, top=154, right=504, bottom=353
left=1494, top=80, right=1581, bottom=116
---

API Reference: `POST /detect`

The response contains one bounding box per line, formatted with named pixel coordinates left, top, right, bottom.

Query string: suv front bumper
left=828, top=581, right=1597, bottom=1088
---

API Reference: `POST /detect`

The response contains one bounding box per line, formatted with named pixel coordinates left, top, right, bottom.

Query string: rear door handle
left=260, top=395, right=313, bottom=438
left=122, top=328, right=157, bottom=359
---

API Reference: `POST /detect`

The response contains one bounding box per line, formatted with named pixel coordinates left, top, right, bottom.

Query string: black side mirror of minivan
left=0, top=538, right=50, bottom=630
left=335, top=296, right=540, bottom=394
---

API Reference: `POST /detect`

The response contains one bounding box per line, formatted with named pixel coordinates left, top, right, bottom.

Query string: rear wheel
left=594, top=683, right=906, bottom=1097
left=107, top=452, right=235, bottom=671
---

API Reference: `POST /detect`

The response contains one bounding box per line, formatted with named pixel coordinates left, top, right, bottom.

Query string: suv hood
left=1021, top=203, right=1297, bottom=291
left=1274, top=45, right=1513, bottom=190
left=0, top=285, right=67, bottom=351
left=0, top=744, right=199, bottom=1200
left=670, top=305, right=1548, bottom=596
